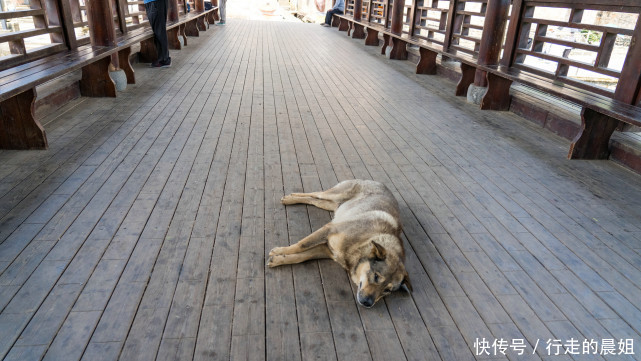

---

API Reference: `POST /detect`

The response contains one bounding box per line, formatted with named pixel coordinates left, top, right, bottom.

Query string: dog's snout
left=358, top=295, right=374, bottom=308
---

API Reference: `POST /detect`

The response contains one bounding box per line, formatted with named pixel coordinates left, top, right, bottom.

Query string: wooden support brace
left=456, top=62, right=475, bottom=96
left=338, top=18, right=349, bottom=31
left=80, top=57, right=116, bottom=98
left=480, top=72, right=512, bottom=110
left=197, top=15, right=207, bottom=31
left=365, top=28, right=379, bottom=46
left=352, top=23, right=366, bottom=39
left=207, top=10, right=216, bottom=24
left=168, top=27, right=182, bottom=50
left=185, top=19, right=199, bottom=36
left=0, top=88, right=47, bottom=150
left=388, top=37, right=408, bottom=60
left=568, top=107, right=619, bottom=160
left=214, top=8, right=220, bottom=21
left=332, top=15, right=340, bottom=27
left=180, top=23, right=188, bottom=45
left=118, top=47, right=135, bottom=84
left=139, top=37, right=158, bottom=63
left=381, top=33, right=390, bottom=55
left=416, top=47, right=437, bottom=74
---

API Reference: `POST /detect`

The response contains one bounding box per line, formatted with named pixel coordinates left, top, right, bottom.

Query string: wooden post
left=408, top=0, right=419, bottom=37
left=389, top=0, right=403, bottom=34
left=83, top=0, right=117, bottom=97
left=195, top=0, right=206, bottom=30
left=168, top=0, right=180, bottom=22
left=352, top=0, right=366, bottom=39
left=387, top=0, right=408, bottom=60
left=353, top=0, right=362, bottom=20
left=114, top=0, right=127, bottom=34
left=58, top=0, right=78, bottom=49
left=442, top=0, right=460, bottom=52
left=473, top=0, right=509, bottom=87
left=500, top=0, right=525, bottom=67
left=614, top=16, right=641, bottom=105
left=383, top=0, right=391, bottom=28
left=85, top=0, right=117, bottom=47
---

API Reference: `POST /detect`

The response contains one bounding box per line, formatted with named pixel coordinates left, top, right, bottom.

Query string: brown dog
left=268, top=179, right=412, bottom=307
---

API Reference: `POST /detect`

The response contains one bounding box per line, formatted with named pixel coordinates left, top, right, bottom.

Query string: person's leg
left=325, top=9, right=335, bottom=25
left=219, top=0, right=226, bottom=23
left=145, top=1, right=161, bottom=64
left=155, top=0, right=170, bottom=63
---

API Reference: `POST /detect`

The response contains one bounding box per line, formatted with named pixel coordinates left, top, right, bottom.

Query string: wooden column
left=195, top=0, right=207, bottom=30
left=383, top=0, right=391, bottom=28
left=85, top=0, right=117, bottom=47
left=474, top=0, right=509, bottom=87
left=168, top=0, right=180, bottom=22
left=352, top=0, right=366, bottom=39
left=442, top=0, right=459, bottom=52
left=389, top=0, right=403, bottom=34
left=114, top=0, right=128, bottom=34
left=614, top=16, right=641, bottom=106
left=500, top=0, right=525, bottom=67
left=82, top=0, right=117, bottom=97
left=387, top=0, right=408, bottom=59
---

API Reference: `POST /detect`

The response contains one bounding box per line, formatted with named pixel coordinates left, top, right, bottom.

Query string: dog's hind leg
left=281, top=180, right=360, bottom=210
left=270, top=225, right=331, bottom=257
left=281, top=194, right=338, bottom=211
left=267, top=244, right=332, bottom=267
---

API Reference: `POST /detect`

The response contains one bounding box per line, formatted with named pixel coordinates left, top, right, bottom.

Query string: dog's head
left=351, top=238, right=412, bottom=308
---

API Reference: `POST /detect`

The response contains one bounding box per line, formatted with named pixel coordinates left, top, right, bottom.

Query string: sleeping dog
left=268, top=179, right=412, bottom=307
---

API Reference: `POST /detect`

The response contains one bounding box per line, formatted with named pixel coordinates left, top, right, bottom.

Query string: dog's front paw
left=269, top=246, right=287, bottom=257
left=281, top=195, right=295, bottom=205
left=267, top=255, right=283, bottom=268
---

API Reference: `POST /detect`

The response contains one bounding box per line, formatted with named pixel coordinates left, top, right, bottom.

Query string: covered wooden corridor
left=0, top=18, right=640, bottom=361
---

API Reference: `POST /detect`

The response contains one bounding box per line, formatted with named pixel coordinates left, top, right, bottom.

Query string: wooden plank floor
left=1, top=19, right=641, bottom=361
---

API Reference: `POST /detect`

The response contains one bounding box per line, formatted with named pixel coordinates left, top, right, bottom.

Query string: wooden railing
left=449, top=0, right=487, bottom=56
left=0, top=0, right=67, bottom=68
left=345, top=0, right=641, bottom=105
left=503, top=0, right=640, bottom=99
left=412, top=0, right=449, bottom=46
left=346, top=0, right=355, bottom=17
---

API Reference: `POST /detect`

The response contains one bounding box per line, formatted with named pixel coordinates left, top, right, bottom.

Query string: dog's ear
left=370, top=241, right=387, bottom=260
left=401, top=271, right=413, bottom=293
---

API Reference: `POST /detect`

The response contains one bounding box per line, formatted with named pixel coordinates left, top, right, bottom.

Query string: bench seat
left=0, top=8, right=216, bottom=150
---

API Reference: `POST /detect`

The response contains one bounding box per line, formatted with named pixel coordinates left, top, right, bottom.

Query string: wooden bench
left=0, top=9, right=216, bottom=150
left=332, top=13, right=641, bottom=160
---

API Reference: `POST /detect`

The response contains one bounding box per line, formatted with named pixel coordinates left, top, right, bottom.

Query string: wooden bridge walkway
left=0, top=19, right=640, bottom=361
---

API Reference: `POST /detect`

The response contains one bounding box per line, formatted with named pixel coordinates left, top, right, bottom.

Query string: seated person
left=322, top=0, right=344, bottom=27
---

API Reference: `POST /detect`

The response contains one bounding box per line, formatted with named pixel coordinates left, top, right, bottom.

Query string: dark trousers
left=325, top=9, right=343, bottom=25
left=145, top=0, right=170, bottom=63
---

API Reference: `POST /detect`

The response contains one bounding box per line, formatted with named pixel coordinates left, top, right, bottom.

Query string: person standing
left=322, top=0, right=344, bottom=27
left=144, top=0, right=171, bottom=67
left=216, top=0, right=226, bottom=25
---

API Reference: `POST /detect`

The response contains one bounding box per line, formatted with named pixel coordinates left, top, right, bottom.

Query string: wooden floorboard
left=1, top=18, right=641, bottom=361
